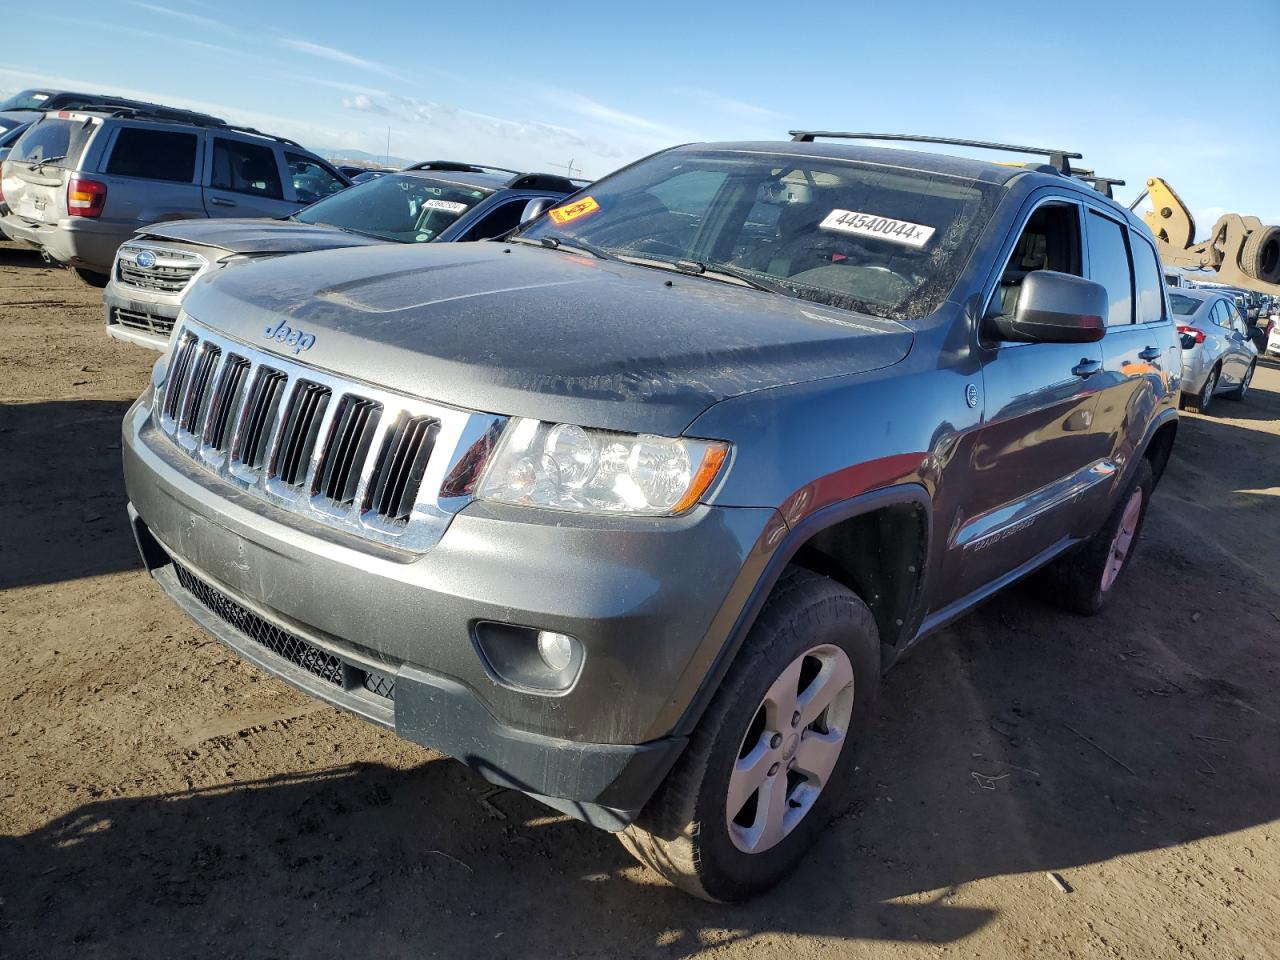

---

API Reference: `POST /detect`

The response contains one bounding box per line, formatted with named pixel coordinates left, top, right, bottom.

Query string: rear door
left=203, top=135, right=296, bottom=219
left=0, top=113, right=101, bottom=224
left=95, top=123, right=204, bottom=227
left=1087, top=210, right=1176, bottom=477
left=1223, top=300, right=1254, bottom=383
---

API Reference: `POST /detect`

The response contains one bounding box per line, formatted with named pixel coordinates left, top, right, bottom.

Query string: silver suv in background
left=103, top=162, right=580, bottom=349
left=0, top=107, right=348, bottom=285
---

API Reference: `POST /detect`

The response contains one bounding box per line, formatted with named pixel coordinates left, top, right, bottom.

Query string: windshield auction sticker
left=819, top=210, right=935, bottom=248
left=424, top=199, right=468, bottom=214
left=548, top=196, right=600, bottom=226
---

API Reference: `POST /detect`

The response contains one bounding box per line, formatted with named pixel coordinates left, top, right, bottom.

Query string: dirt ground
left=1, top=238, right=1278, bottom=960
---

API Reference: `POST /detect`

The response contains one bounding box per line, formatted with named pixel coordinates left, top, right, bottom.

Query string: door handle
left=1138, top=346, right=1162, bottom=362
left=209, top=197, right=235, bottom=207
left=1072, top=359, right=1102, bottom=378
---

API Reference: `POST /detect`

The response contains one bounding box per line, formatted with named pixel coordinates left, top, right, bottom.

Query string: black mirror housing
left=987, top=271, right=1108, bottom=344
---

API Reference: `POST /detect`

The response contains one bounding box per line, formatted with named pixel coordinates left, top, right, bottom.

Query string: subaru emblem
left=135, top=250, right=157, bottom=269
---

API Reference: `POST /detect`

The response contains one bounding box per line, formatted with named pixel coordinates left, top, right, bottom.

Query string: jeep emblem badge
left=135, top=250, right=156, bottom=269
left=263, top=319, right=316, bottom=354
left=965, top=383, right=979, bottom=408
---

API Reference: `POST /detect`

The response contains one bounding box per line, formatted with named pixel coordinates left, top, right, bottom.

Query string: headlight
left=477, top=419, right=729, bottom=516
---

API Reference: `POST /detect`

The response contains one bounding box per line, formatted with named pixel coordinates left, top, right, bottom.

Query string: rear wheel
left=1225, top=362, right=1254, bottom=401
left=1185, top=365, right=1218, bottom=414
left=71, top=267, right=109, bottom=289
left=619, top=568, right=879, bottom=901
left=1045, top=458, right=1153, bottom=616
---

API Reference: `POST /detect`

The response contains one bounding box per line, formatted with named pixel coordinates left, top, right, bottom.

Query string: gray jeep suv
left=122, top=133, right=1180, bottom=901
left=0, top=107, right=347, bottom=285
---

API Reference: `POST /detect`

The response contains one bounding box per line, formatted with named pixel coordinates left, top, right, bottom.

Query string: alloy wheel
left=726, top=644, right=855, bottom=854
left=1101, top=488, right=1143, bottom=592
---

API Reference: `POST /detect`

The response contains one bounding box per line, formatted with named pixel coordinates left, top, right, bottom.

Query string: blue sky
left=4, top=0, right=1278, bottom=232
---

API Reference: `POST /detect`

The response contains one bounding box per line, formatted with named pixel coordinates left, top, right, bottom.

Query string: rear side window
left=1130, top=233, right=1166, bottom=324
left=11, top=117, right=96, bottom=169
left=1209, top=301, right=1229, bottom=328
left=105, top=128, right=198, bottom=183
left=1086, top=212, right=1134, bottom=326
left=211, top=138, right=283, bottom=199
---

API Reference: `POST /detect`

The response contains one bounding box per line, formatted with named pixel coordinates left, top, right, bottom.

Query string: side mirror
left=986, top=271, right=1108, bottom=344
left=520, top=197, right=553, bottom=224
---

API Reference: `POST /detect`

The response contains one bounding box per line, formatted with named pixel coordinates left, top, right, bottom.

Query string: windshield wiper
left=510, top=235, right=616, bottom=261
left=28, top=154, right=66, bottom=171
left=671, top=259, right=788, bottom=295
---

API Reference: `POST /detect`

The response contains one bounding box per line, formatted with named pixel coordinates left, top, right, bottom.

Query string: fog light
left=537, top=630, right=575, bottom=672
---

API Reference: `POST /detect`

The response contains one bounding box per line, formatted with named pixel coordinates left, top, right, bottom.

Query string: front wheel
left=1225, top=363, right=1254, bottom=401
left=619, top=568, right=879, bottom=901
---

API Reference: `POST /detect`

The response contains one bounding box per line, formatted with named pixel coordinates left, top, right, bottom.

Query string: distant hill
left=318, top=147, right=412, bottom=169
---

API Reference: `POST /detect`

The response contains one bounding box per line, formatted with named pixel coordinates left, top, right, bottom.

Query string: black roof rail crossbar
left=404, top=160, right=522, bottom=176
left=788, top=131, right=1083, bottom=174
left=505, top=172, right=580, bottom=192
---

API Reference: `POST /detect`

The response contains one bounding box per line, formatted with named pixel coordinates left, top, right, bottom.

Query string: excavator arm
left=1139, top=177, right=1280, bottom=296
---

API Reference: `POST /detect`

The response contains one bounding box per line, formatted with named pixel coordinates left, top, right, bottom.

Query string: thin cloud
left=280, top=38, right=405, bottom=81
left=540, top=89, right=676, bottom=138
left=675, top=87, right=781, bottom=121
left=128, top=1, right=229, bottom=32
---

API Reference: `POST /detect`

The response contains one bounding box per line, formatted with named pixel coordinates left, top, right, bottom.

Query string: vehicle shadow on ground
left=0, top=243, right=52, bottom=269
left=0, top=400, right=139, bottom=589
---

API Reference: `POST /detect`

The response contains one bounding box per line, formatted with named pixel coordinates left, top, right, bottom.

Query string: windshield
left=1169, top=293, right=1202, bottom=316
left=0, top=89, right=53, bottom=111
left=12, top=115, right=97, bottom=169
left=293, top=173, right=491, bottom=242
left=515, top=148, right=998, bottom=320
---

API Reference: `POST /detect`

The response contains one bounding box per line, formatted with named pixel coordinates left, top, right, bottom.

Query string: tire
left=618, top=568, right=880, bottom=901
left=1241, top=225, right=1280, bottom=283
left=1185, top=364, right=1218, bottom=414
left=71, top=267, right=109, bottom=289
left=1224, top=362, right=1254, bottom=401
left=1044, top=458, right=1154, bottom=616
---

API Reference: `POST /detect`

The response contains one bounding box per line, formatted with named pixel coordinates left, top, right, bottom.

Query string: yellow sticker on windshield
left=548, top=195, right=600, bottom=226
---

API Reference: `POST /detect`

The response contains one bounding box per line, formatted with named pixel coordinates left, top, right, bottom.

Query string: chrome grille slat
left=152, top=318, right=506, bottom=553
left=116, top=243, right=206, bottom=295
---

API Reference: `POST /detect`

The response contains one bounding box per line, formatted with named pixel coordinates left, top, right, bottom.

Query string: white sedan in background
left=1169, top=288, right=1258, bottom=412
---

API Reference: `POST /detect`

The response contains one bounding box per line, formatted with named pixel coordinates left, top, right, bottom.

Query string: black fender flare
left=672, top=483, right=933, bottom=737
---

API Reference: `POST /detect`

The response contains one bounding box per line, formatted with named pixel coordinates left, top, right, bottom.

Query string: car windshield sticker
left=424, top=199, right=467, bottom=214
left=819, top=210, right=936, bottom=249
left=548, top=196, right=600, bottom=227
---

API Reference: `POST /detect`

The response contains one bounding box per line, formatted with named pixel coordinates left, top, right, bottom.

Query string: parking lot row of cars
left=0, top=85, right=1275, bottom=901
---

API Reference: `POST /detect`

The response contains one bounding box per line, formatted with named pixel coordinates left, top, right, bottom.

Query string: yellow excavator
left=1134, top=178, right=1280, bottom=295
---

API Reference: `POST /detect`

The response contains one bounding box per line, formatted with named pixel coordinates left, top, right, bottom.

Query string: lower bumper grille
left=111, top=307, right=175, bottom=338
left=173, top=562, right=396, bottom=700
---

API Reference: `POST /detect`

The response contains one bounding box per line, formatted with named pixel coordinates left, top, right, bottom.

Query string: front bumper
left=104, top=282, right=179, bottom=350
left=123, top=398, right=777, bottom=825
left=0, top=212, right=131, bottom=274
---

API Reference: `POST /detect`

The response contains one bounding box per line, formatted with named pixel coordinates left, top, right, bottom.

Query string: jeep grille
left=155, top=319, right=505, bottom=552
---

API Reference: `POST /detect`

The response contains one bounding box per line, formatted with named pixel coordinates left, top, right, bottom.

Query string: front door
left=203, top=136, right=297, bottom=219
left=939, top=195, right=1114, bottom=606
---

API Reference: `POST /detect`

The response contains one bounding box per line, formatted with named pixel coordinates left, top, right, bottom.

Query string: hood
left=181, top=242, right=915, bottom=436
left=139, top=217, right=388, bottom=256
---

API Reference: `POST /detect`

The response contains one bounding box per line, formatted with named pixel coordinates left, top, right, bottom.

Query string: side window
left=1130, top=233, right=1166, bottom=324
left=990, top=201, right=1082, bottom=320
left=286, top=153, right=346, bottom=204
left=464, top=199, right=533, bottom=241
left=211, top=138, right=283, bottom=199
left=105, top=128, right=198, bottom=183
left=647, top=169, right=727, bottom=216
left=1085, top=212, right=1134, bottom=326
left=1209, top=301, right=1229, bottom=328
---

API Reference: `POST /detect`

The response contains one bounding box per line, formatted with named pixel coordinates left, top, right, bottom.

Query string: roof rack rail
left=788, top=131, right=1082, bottom=175
left=100, top=107, right=303, bottom=148
left=1066, top=167, right=1126, bottom=199
left=404, top=160, right=522, bottom=176
left=505, top=172, right=581, bottom=192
